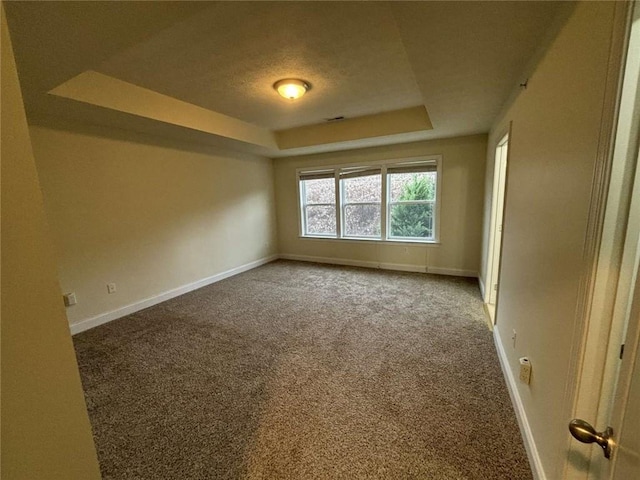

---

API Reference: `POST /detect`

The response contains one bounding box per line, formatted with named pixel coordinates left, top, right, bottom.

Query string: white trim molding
left=69, top=254, right=478, bottom=335
left=494, top=325, right=546, bottom=480
left=280, top=253, right=420, bottom=272
left=279, top=253, right=477, bottom=277
left=297, top=155, right=443, bottom=244
left=69, top=255, right=279, bottom=335
left=426, top=266, right=477, bottom=277
left=478, top=276, right=486, bottom=299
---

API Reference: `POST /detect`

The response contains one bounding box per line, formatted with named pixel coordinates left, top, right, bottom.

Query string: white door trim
left=564, top=1, right=639, bottom=477
left=607, top=147, right=640, bottom=479
left=484, top=130, right=510, bottom=320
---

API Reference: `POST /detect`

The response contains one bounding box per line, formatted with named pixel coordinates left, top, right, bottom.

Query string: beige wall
left=0, top=6, right=101, bottom=478
left=274, top=134, right=487, bottom=276
left=29, top=125, right=277, bottom=327
left=483, top=1, right=618, bottom=478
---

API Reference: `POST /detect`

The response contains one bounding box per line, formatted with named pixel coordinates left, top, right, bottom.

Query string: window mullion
left=300, top=179, right=307, bottom=235
left=344, top=202, right=379, bottom=206
left=303, top=205, right=308, bottom=235
left=335, top=171, right=342, bottom=238
left=389, top=200, right=432, bottom=206
left=381, top=165, right=387, bottom=240
left=299, top=158, right=439, bottom=242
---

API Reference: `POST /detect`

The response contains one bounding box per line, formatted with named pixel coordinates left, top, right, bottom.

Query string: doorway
left=485, top=133, right=509, bottom=323
left=569, top=1, right=640, bottom=476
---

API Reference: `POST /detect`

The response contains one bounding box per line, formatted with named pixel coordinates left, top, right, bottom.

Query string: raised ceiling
left=4, top=1, right=574, bottom=157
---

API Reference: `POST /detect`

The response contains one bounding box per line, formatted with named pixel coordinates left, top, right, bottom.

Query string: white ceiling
left=4, top=1, right=574, bottom=157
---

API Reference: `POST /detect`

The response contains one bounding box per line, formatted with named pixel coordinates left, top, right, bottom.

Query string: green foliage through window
left=389, top=175, right=435, bottom=239
left=299, top=161, right=439, bottom=242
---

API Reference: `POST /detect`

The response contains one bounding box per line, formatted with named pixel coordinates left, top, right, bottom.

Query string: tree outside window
left=298, top=159, right=439, bottom=242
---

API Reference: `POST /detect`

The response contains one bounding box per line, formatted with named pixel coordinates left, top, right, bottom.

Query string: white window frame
left=298, top=170, right=337, bottom=238
left=386, top=164, right=439, bottom=242
left=340, top=167, right=383, bottom=239
left=297, top=155, right=442, bottom=244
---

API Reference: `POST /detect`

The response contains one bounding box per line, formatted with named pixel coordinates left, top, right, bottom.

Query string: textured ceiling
left=98, top=2, right=423, bottom=131
left=4, top=1, right=574, bottom=157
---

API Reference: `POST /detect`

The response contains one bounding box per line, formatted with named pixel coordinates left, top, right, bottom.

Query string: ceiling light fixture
left=273, top=78, right=311, bottom=100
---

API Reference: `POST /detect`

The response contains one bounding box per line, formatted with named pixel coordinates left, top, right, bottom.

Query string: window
left=387, top=165, right=437, bottom=241
left=340, top=168, right=381, bottom=238
left=298, top=157, right=440, bottom=243
left=299, top=171, right=336, bottom=236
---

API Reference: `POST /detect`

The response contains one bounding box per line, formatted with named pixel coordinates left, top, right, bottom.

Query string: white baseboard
left=426, top=266, right=477, bottom=277
left=69, top=255, right=279, bottom=335
left=279, top=253, right=477, bottom=277
left=494, top=325, right=546, bottom=480
left=279, top=253, right=426, bottom=272
left=69, top=254, right=477, bottom=335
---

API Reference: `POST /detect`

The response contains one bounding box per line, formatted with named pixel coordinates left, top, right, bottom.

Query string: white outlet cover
left=63, top=292, right=77, bottom=306
left=519, top=357, right=532, bottom=384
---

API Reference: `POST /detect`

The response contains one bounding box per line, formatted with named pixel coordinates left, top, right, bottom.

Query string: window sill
left=298, top=235, right=440, bottom=246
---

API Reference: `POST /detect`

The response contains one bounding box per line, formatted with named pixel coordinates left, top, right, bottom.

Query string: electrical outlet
left=519, top=357, right=532, bottom=384
left=511, top=329, right=517, bottom=349
left=107, top=283, right=116, bottom=294
left=63, top=292, right=77, bottom=306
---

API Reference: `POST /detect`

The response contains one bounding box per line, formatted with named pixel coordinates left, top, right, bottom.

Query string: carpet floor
left=73, top=260, right=532, bottom=479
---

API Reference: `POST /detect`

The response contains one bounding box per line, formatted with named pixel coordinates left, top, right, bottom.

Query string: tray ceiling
left=4, top=1, right=574, bottom=157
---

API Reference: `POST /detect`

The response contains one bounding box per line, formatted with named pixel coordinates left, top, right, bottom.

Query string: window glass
left=389, top=172, right=436, bottom=202
left=344, top=204, right=381, bottom=237
left=305, top=205, right=336, bottom=235
left=301, top=177, right=336, bottom=236
left=304, top=178, right=335, bottom=204
left=341, top=172, right=381, bottom=238
left=343, top=174, right=381, bottom=203
left=388, top=171, right=436, bottom=240
left=389, top=203, right=434, bottom=239
left=299, top=161, right=439, bottom=242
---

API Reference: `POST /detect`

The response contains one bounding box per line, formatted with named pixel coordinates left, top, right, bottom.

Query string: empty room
left=2, top=1, right=640, bottom=480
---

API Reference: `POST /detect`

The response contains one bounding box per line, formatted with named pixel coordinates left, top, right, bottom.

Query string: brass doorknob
left=569, top=419, right=613, bottom=459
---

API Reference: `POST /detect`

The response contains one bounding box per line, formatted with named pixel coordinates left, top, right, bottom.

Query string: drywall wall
left=484, top=1, right=618, bottom=478
left=29, top=124, right=277, bottom=328
left=274, top=134, right=487, bottom=276
left=479, top=3, right=579, bottom=296
left=0, top=6, right=101, bottom=478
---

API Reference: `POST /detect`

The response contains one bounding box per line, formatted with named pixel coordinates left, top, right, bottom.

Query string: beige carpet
left=73, top=260, right=532, bottom=479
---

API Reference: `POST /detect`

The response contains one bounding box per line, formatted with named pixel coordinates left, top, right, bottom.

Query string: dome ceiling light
left=273, top=79, right=311, bottom=100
